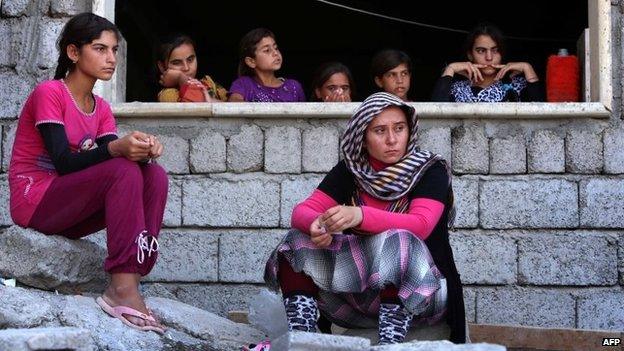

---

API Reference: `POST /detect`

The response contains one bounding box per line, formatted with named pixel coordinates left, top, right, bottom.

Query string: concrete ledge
left=112, top=102, right=611, bottom=119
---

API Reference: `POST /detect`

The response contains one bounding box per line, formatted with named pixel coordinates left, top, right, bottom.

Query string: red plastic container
left=546, top=53, right=580, bottom=102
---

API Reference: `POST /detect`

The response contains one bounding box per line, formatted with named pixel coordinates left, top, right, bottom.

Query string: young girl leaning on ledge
left=156, top=34, right=228, bottom=102
left=431, top=23, right=544, bottom=102
left=228, top=28, right=305, bottom=102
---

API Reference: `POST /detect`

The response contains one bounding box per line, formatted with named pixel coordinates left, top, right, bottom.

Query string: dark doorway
left=115, top=1, right=587, bottom=102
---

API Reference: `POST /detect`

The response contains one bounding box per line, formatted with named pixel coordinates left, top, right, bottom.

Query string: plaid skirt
left=264, top=229, right=447, bottom=329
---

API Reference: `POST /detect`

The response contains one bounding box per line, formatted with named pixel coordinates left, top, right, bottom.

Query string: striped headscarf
left=341, top=92, right=454, bottom=224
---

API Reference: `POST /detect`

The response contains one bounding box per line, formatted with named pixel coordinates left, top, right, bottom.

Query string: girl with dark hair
left=370, top=50, right=412, bottom=101
left=262, top=93, right=467, bottom=346
left=310, top=62, right=355, bottom=102
left=156, top=34, right=227, bottom=102
left=228, top=28, right=305, bottom=102
left=431, top=23, right=543, bottom=102
left=9, top=12, right=167, bottom=333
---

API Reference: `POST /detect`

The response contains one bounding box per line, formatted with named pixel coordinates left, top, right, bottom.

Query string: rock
left=0, top=327, right=94, bottom=351
left=370, top=340, right=506, bottom=350
left=59, top=295, right=165, bottom=350
left=0, top=286, right=59, bottom=329
left=59, top=294, right=212, bottom=351
left=271, top=331, right=371, bottom=351
left=147, top=297, right=266, bottom=350
left=0, top=226, right=108, bottom=293
left=341, top=323, right=450, bottom=345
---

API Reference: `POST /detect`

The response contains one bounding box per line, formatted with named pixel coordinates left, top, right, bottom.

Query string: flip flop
left=243, top=340, right=271, bottom=350
left=96, top=296, right=166, bottom=334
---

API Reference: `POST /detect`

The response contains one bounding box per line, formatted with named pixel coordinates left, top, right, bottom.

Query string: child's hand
left=324, top=91, right=350, bottom=102
left=186, top=78, right=204, bottom=87
left=146, top=135, right=164, bottom=159
left=320, top=205, right=363, bottom=233
left=160, top=69, right=188, bottom=88
left=310, top=216, right=332, bottom=248
left=108, top=131, right=152, bottom=161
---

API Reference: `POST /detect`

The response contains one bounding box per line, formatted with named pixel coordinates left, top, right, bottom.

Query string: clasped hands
left=444, top=62, right=538, bottom=83
left=107, top=131, right=164, bottom=162
left=160, top=69, right=217, bottom=102
left=309, top=205, right=363, bottom=248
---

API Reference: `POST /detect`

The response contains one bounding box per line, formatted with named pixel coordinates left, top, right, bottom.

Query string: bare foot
left=102, top=273, right=165, bottom=331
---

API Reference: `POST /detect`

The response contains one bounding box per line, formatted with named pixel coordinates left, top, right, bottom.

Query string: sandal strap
left=112, top=305, right=156, bottom=322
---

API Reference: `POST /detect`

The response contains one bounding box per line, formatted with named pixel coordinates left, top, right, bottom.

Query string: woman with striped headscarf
left=264, top=92, right=466, bottom=345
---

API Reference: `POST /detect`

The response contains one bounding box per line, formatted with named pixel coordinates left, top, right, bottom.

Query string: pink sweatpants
left=28, top=158, right=168, bottom=276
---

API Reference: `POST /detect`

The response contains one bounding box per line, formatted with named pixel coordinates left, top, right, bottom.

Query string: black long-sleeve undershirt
left=37, top=123, right=117, bottom=175
left=431, top=75, right=545, bottom=102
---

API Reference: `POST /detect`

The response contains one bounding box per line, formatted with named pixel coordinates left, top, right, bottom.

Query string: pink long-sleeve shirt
left=291, top=157, right=445, bottom=240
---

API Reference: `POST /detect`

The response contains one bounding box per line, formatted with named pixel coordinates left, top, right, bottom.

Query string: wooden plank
left=469, top=323, right=622, bottom=351
left=227, top=310, right=249, bottom=324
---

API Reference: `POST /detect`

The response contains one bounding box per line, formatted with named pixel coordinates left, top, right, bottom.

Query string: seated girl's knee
left=385, top=229, right=421, bottom=242
left=143, top=163, right=168, bottom=185
left=106, top=158, right=142, bottom=178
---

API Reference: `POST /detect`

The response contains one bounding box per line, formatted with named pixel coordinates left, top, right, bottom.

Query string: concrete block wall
left=1, top=0, right=623, bottom=334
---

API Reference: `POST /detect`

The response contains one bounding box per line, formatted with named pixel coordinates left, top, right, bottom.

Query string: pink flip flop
left=96, top=296, right=166, bottom=334
left=243, top=340, right=271, bottom=350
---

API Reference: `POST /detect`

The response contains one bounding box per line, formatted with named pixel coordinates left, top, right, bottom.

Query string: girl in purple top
left=228, top=28, right=305, bottom=102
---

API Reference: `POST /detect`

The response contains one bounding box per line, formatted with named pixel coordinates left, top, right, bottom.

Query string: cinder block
left=476, top=287, right=575, bottom=328
left=480, top=179, right=578, bottom=229
left=0, top=176, right=10, bottom=226
left=604, top=127, right=624, bottom=174
left=163, top=178, right=181, bottom=227
left=280, top=176, right=324, bottom=228
left=453, top=177, right=478, bottom=228
left=463, top=287, right=476, bottom=323
left=1, top=0, right=30, bottom=17
left=0, top=126, right=4, bottom=171
left=37, top=19, right=65, bottom=69
left=580, top=179, right=624, bottom=228
left=49, top=0, right=89, bottom=15
left=518, top=233, right=618, bottom=285
left=2, top=123, right=17, bottom=172
left=452, top=126, right=488, bottom=174
left=227, top=125, right=263, bottom=173
left=418, top=127, right=451, bottom=164
left=0, top=71, right=34, bottom=119
left=183, top=177, right=279, bottom=227
left=566, top=130, right=603, bottom=174
left=156, top=135, right=189, bottom=174
left=265, top=126, right=301, bottom=174
left=620, top=233, right=624, bottom=285
left=218, top=230, right=284, bottom=283
left=2, top=17, right=36, bottom=69
left=143, top=283, right=264, bottom=317
left=450, top=232, right=516, bottom=284
left=528, top=130, right=564, bottom=173
left=0, top=21, right=12, bottom=66
left=489, top=135, right=526, bottom=174
left=577, top=291, right=624, bottom=330
left=302, top=126, right=339, bottom=172
left=145, top=230, right=218, bottom=282
left=190, top=130, right=226, bottom=173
